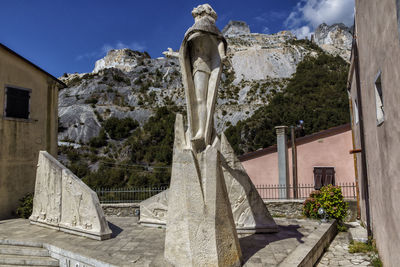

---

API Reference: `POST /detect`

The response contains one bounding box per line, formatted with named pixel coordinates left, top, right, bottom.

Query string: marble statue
left=164, top=4, right=227, bottom=151
left=157, top=4, right=278, bottom=266
left=30, top=151, right=112, bottom=240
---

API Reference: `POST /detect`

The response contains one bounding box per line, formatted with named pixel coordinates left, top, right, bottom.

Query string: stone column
left=275, top=126, right=290, bottom=199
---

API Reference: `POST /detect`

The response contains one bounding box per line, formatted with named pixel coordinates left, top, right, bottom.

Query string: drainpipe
left=353, top=37, right=372, bottom=238
left=348, top=98, right=361, bottom=219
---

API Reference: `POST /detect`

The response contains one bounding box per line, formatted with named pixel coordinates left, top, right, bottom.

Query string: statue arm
left=218, top=40, right=227, bottom=63
left=163, top=48, right=179, bottom=58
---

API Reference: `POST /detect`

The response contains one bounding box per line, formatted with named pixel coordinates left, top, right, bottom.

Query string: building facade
left=0, top=44, right=64, bottom=219
left=239, top=124, right=356, bottom=196
left=348, top=0, right=400, bottom=265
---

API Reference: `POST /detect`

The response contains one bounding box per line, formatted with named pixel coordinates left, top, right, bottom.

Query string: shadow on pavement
left=108, top=221, right=123, bottom=238
left=239, top=224, right=304, bottom=263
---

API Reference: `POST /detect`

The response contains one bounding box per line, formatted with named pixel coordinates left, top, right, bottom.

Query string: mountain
left=313, top=23, right=353, bottom=61
left=57, top=21, right=352, bottom=188
left=59, top=21, right=328, bottom=144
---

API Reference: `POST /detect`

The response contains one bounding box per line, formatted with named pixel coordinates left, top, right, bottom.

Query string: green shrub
left=68, top=161, right=90, bottom=178
left=16, top=193, right=33, bottom=219
left=104, top=117, right=139, bottom=140
left=89, top=128, right=107, bottom=147
left=84, top=97, right=98, bottom=105
left=303, top=184, right=348, bottom=222
left=349, top=239, right=382, bottom=267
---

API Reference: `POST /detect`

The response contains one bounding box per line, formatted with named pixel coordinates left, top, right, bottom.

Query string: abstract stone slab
left=30, top=151, right=112, bottom=240
left=139, top=118, right=278, bottom=233
left=164, top=114, right=242, bottom=266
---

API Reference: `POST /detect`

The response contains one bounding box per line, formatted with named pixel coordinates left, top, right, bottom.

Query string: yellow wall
left=0, top=46, right=58, bottom=219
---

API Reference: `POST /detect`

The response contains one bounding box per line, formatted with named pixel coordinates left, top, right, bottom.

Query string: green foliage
left=68, top=161, right=90, bottom=178
left=16, top=193, right=33, bottom=219
left=349, top=239, right=382, bottom=267
left=112, top=73, right=131, bottom=85
left=74, top=106, right=178, bottom=189
left=286, top=38, right=324, bottom=53
left=225, top=53, right=350, bottom=154
left=303, top=185, right=348, bottom=222
left=349, top=241, right=375, bottom=254
left=128, top=106, right=177, bottom=165
left=337, top=223, right=348, bottom=232
left=88, top=128, right=107, bottom=147
left=84, top=97, right=98, bottom=105
left=103, top=117, right=139, bottom=140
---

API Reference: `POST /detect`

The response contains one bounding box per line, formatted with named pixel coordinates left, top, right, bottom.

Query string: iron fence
left=255, top=182, right=357, bottom=200
left=95, top=182, right=356, bottom=203
left=95, top=186, right=168, bottom=203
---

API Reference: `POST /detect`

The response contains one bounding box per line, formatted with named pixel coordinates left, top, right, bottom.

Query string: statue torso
left=188, top=33, right=219, bottom=75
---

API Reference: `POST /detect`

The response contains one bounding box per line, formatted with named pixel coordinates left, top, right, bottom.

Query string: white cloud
left=285, top=0, right=354, bottom=39
left=292, top=26, right=313, bottom=39
left=76, top=41, right=146, bottom=61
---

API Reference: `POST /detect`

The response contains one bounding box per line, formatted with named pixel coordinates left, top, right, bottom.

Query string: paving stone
left=316, top=232, right=372, bottom=266
left=0, top=217, right=324, bottom=266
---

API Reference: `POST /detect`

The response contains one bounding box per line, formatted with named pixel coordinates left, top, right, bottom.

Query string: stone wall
left=101, top=203, right=140, bottom=217
left=265, top=200, right=357, bottom=221
left=103, top=200, right=357, bottom=221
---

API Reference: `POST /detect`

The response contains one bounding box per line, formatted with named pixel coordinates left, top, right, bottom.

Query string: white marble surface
left=30, top=151, right=112, bottom=240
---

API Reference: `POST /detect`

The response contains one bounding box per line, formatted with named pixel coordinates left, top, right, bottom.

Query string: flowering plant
left=303, top=184, right=348, bottom=221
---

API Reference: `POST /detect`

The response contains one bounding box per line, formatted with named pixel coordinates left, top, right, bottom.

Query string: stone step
left=0, top=244, right=50, bottom=257
left=0, top=239, right=43, bottom=248
left=0, top=255, right=58, bottom=266
left=0, top=265, right=52, bottom=267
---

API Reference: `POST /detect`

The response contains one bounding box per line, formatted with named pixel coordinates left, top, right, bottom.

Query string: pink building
left=239, top=124, right=356, bottom=198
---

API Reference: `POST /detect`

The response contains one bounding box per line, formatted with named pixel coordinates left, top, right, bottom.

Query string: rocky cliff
left=313, top=23, right=353, bottom=61
left=58, top=21, right=351, bottom=147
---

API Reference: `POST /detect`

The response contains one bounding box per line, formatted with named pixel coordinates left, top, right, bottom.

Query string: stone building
left=0, top=43, right=65, bottom=219
left=348, top=0, right=400, bottom=265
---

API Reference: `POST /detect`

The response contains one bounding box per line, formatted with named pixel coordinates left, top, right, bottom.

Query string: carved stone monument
left=30, top=151, right=112, bottom=240
left=158, top=4, right=278, bottom=266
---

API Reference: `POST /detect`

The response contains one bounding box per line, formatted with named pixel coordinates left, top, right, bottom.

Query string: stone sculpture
left=30, top=151, right=112, bottom=240
left=158, top=4, right=278, bottom=266
left=139, top=132, right=279, bottom=233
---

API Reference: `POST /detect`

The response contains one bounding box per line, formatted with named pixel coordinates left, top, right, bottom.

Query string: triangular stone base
left=140, top=114, right=278, bottom=234
left=164, top=116, right=242, bottom=265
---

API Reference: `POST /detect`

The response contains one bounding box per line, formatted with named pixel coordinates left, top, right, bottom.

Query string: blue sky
left=0, top=0, right=354, bottom=77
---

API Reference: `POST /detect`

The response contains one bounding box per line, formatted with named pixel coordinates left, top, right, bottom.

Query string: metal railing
left=95, top=186, right=168, bottom=204
left=95, top=182, right=356, bottom=203
left=255, top=182, right=357, bottom=200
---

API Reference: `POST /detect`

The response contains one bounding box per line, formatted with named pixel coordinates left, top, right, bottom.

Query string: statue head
left=192, top=4, right=217, bottom=23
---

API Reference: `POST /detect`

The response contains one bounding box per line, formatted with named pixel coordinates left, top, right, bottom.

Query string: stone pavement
left=316, top=231, right=372, bottom=266
left=0, top=217, right=323, bottom=266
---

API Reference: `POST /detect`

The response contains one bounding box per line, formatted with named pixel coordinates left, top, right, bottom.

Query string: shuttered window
left=313, top=167, right=335, bottom=190
left=4, top=87, right=31, bottom=119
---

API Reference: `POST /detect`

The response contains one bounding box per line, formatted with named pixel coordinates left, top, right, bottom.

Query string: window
left=313, top=167, right=335, bottom=190
left=4, top=87, right=31, bottom=119
left=374, top=72, right=384, bottom=125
